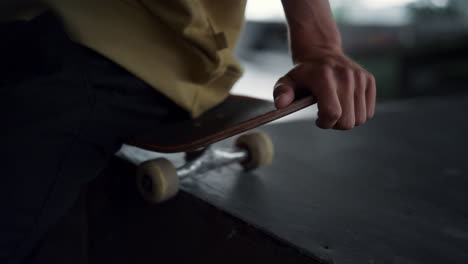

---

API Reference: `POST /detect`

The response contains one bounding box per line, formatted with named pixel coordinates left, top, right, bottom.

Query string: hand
left=274, top=48, right=376, bottom=130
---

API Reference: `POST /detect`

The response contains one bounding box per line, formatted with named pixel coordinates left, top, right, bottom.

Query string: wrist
left=288, top=26, right=343, bottom=63
left=281, top=0, right=344, bottom=63
left=291, top=44, right=344, bottom=65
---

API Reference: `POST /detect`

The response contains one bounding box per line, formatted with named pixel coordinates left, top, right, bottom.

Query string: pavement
left=118, top=91, right=468, bottom=264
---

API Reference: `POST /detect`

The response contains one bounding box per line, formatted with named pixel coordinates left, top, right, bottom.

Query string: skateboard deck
left=127, top=95, right=316, bottom=153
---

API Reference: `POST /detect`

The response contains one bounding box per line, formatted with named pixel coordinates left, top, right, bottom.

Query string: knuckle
left=340, top=68, right=355, bottom=84
left=322, top=56, right=336, bottom=67
left=337, top=66, right=349, bottom=76
left=324, top=107, right=342, bottom=121
left=355, top=75, right=367, bottom=93
left=358, top=71, right=367, bottom=83
left=346, top=68, right=355, bottom=77
left=319, top=64, right=332, bottom=78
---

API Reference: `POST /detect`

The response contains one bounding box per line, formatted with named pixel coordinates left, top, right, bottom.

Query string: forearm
left=276, top=1, right=376, bottom=130
left=281, top=0, right=342, bottom=62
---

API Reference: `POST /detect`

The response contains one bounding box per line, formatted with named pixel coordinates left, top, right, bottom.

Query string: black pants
left=0, top=13, right=188, bottom=264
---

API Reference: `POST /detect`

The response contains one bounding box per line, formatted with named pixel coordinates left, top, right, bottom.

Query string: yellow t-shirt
left=44, top=0, right=247, bottom=117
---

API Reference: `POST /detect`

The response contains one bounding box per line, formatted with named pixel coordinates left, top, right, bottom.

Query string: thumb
left=273, top=75, right=296, bottom=109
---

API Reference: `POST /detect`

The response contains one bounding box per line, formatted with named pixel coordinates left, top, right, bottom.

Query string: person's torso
left=43, top=0, right=247, bottom=117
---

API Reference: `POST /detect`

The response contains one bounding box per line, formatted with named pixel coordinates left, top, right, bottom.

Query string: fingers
left=333, top=69, right=355, bottom=130
left=313, top=66, right=371, bottom=130
left=315, top=67, right=342, bottom=129
left=331, top=68, right=374, bottom=130
left=332, top=68, right=375, bottom=130
left=366, top=74, right=376, bottom=119
left=354, top=72, right=367, bottom=126
left=274, top=76, right=296, bottom=109
left=275, top=55, right=376, bottom=130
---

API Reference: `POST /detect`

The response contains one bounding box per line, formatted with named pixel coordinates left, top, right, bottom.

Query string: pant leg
left=0, top=13, right=189, bottom=264
left=25, top=191, right=89, bottom=264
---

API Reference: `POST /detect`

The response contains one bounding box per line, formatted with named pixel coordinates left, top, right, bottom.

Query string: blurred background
left=232, top=0, right=468, bottom=111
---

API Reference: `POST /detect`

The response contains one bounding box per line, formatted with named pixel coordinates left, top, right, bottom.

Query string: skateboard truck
left=178, top=146, right=248, bottom=179
left=128, top=95, right=316, bottom=204
left=136, top=131, right=274, bottom=204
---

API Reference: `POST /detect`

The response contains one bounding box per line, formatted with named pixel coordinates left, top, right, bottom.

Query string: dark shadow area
left=84, top=157, right=319, bottom=264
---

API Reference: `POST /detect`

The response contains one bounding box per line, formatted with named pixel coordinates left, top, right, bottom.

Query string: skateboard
left=126, top=94, right=316, bottom=203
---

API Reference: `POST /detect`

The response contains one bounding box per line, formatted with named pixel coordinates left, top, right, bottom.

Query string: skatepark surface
left=115, top=92, right=467, bottom=264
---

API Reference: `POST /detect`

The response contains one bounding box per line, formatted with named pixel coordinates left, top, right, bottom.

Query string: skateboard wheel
left=136, top=158, right=179, bottom=204
left=235, top=131, right=274, bottom=171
